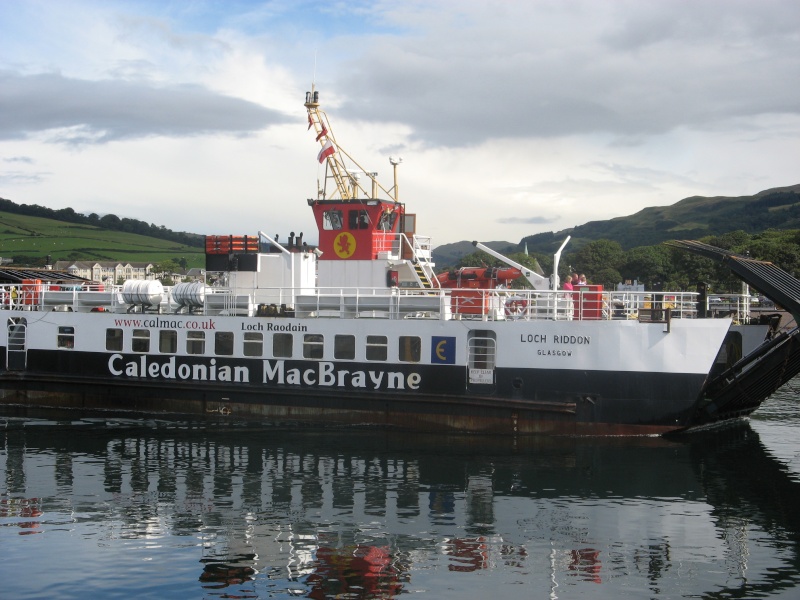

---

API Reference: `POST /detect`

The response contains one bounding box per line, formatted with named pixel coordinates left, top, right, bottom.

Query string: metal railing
left=0, top=282, right=742, bottom=323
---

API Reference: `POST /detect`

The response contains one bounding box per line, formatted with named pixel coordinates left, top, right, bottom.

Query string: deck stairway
left=410, top=236, right=438, bottom=290
left=667, top=240, right=800, bottom=427
left=413, top=261, right=436, bottom=289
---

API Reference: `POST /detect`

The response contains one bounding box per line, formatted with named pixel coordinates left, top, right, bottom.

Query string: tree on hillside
left=664, top=247, right=723, bottom=291
left=592, top=267, right=623, bottom=289
left=748, top=239, right=800, bottom=277
left=620, top=246, right=672, bottom=288
left=567, top=240, right=625, bottom=281
left=55, top=207, right=78, bottom=221
left=99, top=213, right=121, bottom=229
left=709, top=230, right=750, bottom=250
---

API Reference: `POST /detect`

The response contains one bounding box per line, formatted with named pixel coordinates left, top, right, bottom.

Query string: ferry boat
left=2, top=89, right=800, bottom=435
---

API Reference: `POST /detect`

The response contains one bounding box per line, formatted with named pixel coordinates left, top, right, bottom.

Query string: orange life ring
left=505, top=297, right=528, bottom=316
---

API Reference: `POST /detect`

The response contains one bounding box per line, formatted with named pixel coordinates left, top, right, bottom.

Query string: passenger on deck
left=578, top=274, right=587, bottom=285
left=562, top=276, right=574, bottom=291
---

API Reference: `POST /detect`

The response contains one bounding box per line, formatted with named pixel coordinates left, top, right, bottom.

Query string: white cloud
left=0, top=71, right=290, bottom=143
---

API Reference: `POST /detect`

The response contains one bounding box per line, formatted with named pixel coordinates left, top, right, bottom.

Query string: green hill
left=0, top=210, right=205, bottom=268
left=432, top=184, right=800, bottom=266
left=431, top=240, right=519, bottom=268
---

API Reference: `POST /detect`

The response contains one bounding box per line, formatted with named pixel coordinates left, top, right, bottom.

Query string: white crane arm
left=472, top=241, right=551, bottom=290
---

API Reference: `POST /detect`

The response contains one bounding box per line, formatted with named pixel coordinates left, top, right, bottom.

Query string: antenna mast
left=304, top=89, right=398, bottom=202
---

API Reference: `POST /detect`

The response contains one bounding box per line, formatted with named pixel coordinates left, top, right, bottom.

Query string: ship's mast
left=305, top=87, right=398, bottom=203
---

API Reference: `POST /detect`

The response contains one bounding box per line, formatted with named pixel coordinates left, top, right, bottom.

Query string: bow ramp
left=668, top=240, right=800, bottom=324
left=668, top=240, right=800, bottom=428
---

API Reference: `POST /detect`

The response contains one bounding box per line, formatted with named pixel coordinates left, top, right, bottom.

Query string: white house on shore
left=53, top=260, right=154, bottom=283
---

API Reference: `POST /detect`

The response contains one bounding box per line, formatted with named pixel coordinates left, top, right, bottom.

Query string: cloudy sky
left=1, top=0, right=799, bottom=248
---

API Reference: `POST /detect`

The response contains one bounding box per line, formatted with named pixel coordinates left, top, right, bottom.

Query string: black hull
left=0, top=348, right=708, bottom=435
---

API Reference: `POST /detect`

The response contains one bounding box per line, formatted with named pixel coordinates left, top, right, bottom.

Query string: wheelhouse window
left=334, top=334, right=355, bottom=360
left=273, top=333, right=293, bottom=358
left=377, top=209, right=397, bottom=231
left=187, top=331, right=205, bottom=355
left=303, top=334, right=324, bottom=359
left=399, top=336, right=421, bottom=363
left=106, top=328, right=123, bottom=351
left=215, top=332, right=234, bottom=356
left=57, top=326, right=75, bottom=349
left=159, top=330, right=177, bottom=354
left=323, top=210, right=343, bottom=230
left=132, top=329, right=150, bottom=353
left=366, top=335, right=388, bottom=361
left=349, top=209, right=369, bottom=230
left=243, top=332, right=263, bottom=357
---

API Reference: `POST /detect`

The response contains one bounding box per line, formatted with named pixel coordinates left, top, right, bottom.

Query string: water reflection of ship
left=688, top=425, right=800, bottom=597
left=2, top=412, right=800, bottom=597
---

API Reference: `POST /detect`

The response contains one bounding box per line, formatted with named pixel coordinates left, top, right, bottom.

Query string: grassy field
left=0, top=211, right=205, bottom=268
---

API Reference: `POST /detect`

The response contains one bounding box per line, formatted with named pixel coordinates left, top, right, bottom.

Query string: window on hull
left=106, top=328, right=123, bottom=351
left=215, top=332, right=234, bottom=356
left=187, top=331, right=205, bottom=355
left=273, top=333, right=293, bottom=358
left=399, top=336, right=421, bottom=363
left=132, top=329, right=150, bottom=353
left=160, top=330, right=177, bottom=354
left=243, top=332, right=263, bottom=357
left=366, top=335, right=388, bottom=361
left=58, top=326, right=75, bottom=349
left=303, top=334, right=324, bottom=359
left=334, top=334, right=355, bottom=360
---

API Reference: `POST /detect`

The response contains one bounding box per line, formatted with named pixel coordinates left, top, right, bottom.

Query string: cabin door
left=401, top=214, right=416, bottom=259
left=6, top=318, right=27, bottom=371
left=467, top=330, right=496, bottom=392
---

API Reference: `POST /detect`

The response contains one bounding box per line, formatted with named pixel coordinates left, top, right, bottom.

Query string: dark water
left=3, top=388, right=800, bottom=599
